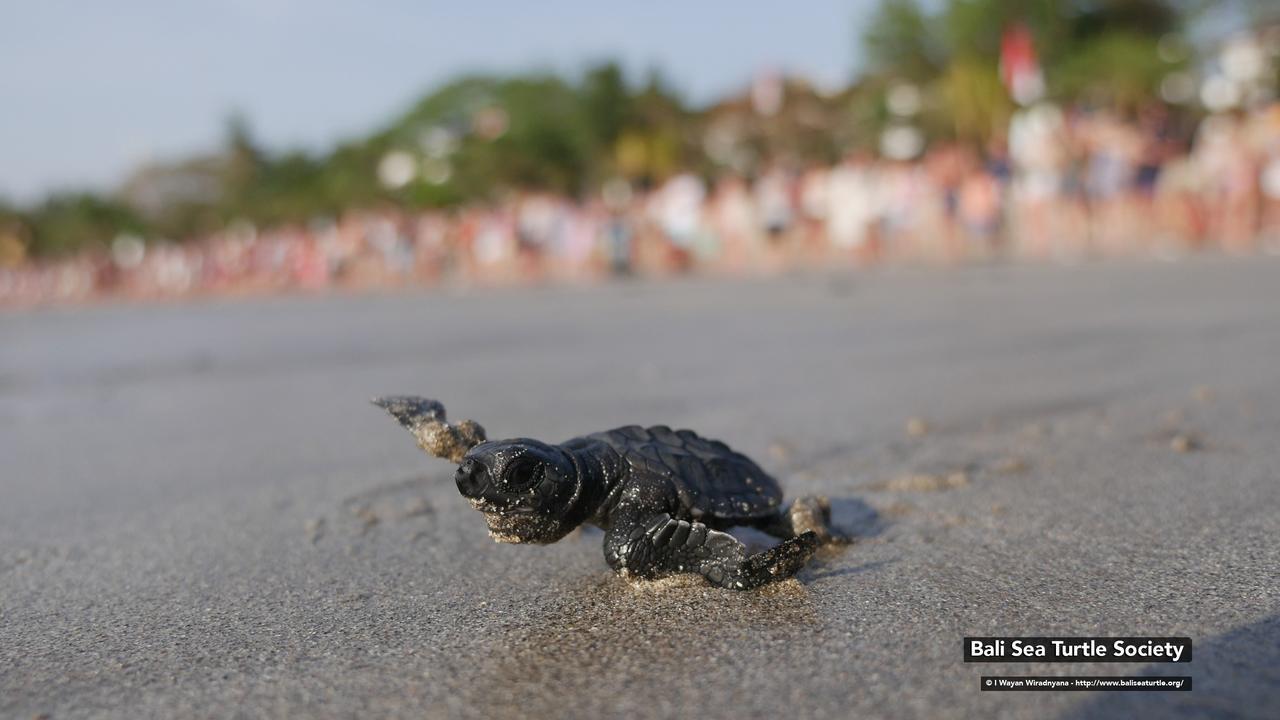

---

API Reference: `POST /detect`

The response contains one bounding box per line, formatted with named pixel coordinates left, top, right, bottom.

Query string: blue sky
left=0, top=0, right=873, bottom=201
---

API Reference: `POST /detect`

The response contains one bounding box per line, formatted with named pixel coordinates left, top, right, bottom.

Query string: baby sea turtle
left=373, top=396, right=840, bottom=590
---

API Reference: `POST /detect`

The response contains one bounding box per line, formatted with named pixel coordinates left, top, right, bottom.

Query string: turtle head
left=455, top=438, right=582, bottom=544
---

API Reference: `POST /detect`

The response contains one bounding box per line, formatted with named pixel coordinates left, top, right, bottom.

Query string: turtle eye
left=502, top=458, right=544, bottom=491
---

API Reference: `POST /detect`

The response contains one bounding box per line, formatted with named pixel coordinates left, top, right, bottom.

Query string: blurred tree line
left=860, top=0, right=1194, bottom=142
left=0, top=0, right=1238, bottom=261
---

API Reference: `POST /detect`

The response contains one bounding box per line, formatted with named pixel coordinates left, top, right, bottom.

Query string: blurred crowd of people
left=4, top=101, right=1280, bottom=307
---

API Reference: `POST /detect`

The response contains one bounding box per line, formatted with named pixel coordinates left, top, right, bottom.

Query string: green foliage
left=383, top=73, right=611, bottom=201
left=861, top=0, right=945, bottom=82
left=582, top=62, right=632, bottom=150
left=467, top=76, right=591, bottom=195
left=1052, top=32, right=1180, bottom=111
left=22, top=193, right=148, bottom=257
left=0, top=201, right=27, bottom=266
left=939, top=58, right=1014, bottom=142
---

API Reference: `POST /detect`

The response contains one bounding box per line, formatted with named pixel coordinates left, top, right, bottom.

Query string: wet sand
left=3, top=258, right=1278, bottom=718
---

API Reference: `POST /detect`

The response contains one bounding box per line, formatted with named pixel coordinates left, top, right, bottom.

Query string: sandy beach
left=3, top=258, right=1278, bottom=719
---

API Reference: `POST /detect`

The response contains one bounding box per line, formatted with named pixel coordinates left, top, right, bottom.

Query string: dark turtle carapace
left=373, top=396, right=840, bottom=589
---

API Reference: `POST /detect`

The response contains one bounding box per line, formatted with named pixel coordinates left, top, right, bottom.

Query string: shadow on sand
left=1060, top=614, right=1280, bottom=719
left=828, top=496, right=887, bottom=539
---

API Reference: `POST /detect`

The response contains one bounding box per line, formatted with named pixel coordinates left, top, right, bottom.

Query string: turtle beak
left=455, top=458, right=487, bottom=498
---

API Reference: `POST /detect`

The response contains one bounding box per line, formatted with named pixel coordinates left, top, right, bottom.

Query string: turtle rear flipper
left=757, top=495, right=850, bottom=545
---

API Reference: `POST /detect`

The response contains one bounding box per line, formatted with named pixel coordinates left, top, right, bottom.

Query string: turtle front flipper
left=605, top=512, right=818, bottom=590
left=735, top=531, right=820, bottom=588
left=757, top=495, right=850, bottom=545
left=371, top=395, right=486, bottom=463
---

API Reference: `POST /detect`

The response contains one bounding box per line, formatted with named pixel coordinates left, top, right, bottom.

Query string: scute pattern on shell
left=588, top=425, right=784, bottom=520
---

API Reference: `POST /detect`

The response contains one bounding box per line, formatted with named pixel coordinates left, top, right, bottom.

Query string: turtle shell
left=587, top=425, right=784, bottom=521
